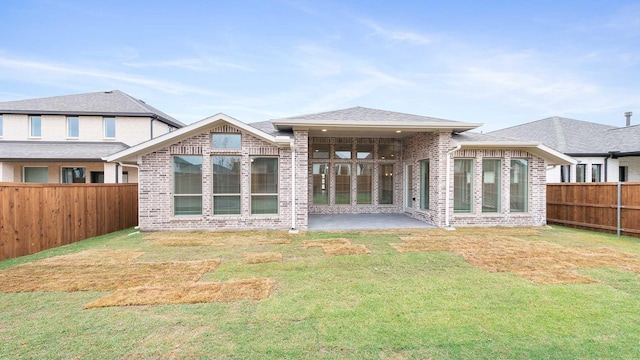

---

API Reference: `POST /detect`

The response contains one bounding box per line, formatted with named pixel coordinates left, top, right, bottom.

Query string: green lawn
left=1, top=226, right=640, bottom=359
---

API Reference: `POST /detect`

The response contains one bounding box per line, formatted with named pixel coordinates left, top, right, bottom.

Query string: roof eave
left=457, top=141, right=576, bottom=165
left=273, top=121, right=482, bottom=132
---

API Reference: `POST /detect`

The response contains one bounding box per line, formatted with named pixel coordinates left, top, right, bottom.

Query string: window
left=510, top=159, right=528, bottom=212
left=576, top=164, right=586, bottom=183
left=482, top=159, right=500, bottom=213
left=61, top=167, right=86, bottom=183
left=212, top=133, right=241, bottom=149
left=592, top=164, right=602, bottom=182
left=560, top=165, right=570, bottom=182
left=24, top=167, right=48, bottom=183
left=251, top=157, right=278, bottom=214
left=357, top=164, right=372, bottom=204
left=334, top=144, right=352, bottom=159
left=356, top=144, right=373, bottom=159
left=173, top=156, right=202, bottom=216
left=0, top=115, right=3, bottom=137
left=30, top=116, right=41, bottom=137
left=454, top=159, right=473, bottom=213
left=420, top=160, right=429, bottom=210
left=379, top=164, right=394, bottom=204
left=335, top=163, right=351, bottom=204
left=90, top=171, right=104, bottom=183
left=620, top=166, right=628, bottom=182
left=312, top=163, right=329, bottom=205
left=67, top=117, right=79, bottom=138
left=212, top=156, right=241, bottom=215
left=122, top=171, right=129, bottom=183
left=311, top=144, right=330, bottom=159
left=104, top=117, right=116, bottom=138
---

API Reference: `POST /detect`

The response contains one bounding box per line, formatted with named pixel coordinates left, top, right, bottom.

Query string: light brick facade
left=138, top=124, right=301, bottom=231
left=134, top=121, right=552, bottom=231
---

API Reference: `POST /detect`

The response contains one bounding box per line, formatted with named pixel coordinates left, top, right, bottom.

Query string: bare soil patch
left=244, top=252, right=283, bottom=264
left=391, top=234, right=640, bottom=284
left=0, top=249, right=275, bottom=308
left=303, top=238, right=370, bottom=256
left=145, top=231, right=292, bottom=247
left=84, top=278, right=276, bottom=308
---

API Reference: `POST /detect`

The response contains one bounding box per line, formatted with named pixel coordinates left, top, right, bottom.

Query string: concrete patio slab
left=308, top=213, right=436, bottom=231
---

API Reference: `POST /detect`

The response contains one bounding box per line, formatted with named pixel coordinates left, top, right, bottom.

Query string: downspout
left=115, top=163, right=119, bottom=184
left=118, top=162, right=139, bottom=183
left=289, top=139, right=298, bottom=233
left=150, top=118, right=154, bottom=139
left=604, top=153, right=612, bottom=182
left=444, top=144, right=461, bottom=229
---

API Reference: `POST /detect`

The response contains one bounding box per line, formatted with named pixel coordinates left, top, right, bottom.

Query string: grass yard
left=1, top=225, right=640, bottom=359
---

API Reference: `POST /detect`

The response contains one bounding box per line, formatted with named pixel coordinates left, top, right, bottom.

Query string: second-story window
left=67, top=117, right=79, bottom=138
left=30, top=116, right=41, bottom=137
left=104, top=117, right=116, bottom=138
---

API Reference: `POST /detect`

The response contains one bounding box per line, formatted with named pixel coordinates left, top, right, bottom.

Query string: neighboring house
left=488, top=116, right=640, bottom=183
left=105, top=107, right=574, bottom=231
left=0, top=90, right=184, bottom=183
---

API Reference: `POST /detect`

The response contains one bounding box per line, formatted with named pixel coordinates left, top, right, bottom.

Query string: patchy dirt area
left=244, top=252, right=284, bottom=264
left=391, top=232, right=640, bottom=284
left=303, top=238, right=371, bottom=256
left=0, top=249, right=274, bottom=308
left=145, top=231, right=292, bottom=247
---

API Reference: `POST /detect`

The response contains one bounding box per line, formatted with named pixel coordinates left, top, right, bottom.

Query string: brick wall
left=447, top=149, right=547, bottom=227
left=138, top=124, right=296, bottom=231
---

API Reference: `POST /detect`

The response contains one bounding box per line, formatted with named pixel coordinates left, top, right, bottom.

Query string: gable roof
left=452, top=131, right=575, bottom=165
left=0, top=141, right=129, bottom=161
left=105, top=113, right=291, bottom=163
left=0, top=90, right=185, bottom=128
left=271, top=106, right=482, bottom=134
left=487, top=116, right=618, bottom=155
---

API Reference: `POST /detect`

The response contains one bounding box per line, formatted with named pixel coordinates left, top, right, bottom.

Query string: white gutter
left=289, top=140, right=298, bottom=234
left=118, top=162, right=139, bottom=183
left=444, top=144, right=461, bottom=228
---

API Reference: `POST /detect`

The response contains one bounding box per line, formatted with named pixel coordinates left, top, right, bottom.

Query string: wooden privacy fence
left=547, top=183, right=640, bottom=238
left=0, top=183, right=138, bottom=261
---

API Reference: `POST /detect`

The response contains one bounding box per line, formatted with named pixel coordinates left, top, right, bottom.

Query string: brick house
left=0, top=90, right=184, bottom=183
left=105, top=107, right=574, bottom=231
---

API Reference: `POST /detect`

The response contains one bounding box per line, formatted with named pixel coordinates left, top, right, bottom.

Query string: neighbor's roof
left=0, top=90, right=185, bottom=128
left=0, top=141, right=129, bottom=161
left=488, top=117, right=618, bottom=155
left=271, top=106, right=482, bottom=132
left=452, top=132, right=576, bottom=165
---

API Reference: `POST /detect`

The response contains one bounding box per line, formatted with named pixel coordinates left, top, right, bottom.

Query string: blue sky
left=1, top=0, right=639, bottom=131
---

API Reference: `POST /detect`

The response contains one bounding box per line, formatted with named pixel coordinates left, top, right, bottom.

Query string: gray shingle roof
left=488, top=117, right=620, bottom=154
left=248, top=120, right=291, bottom=136
left=272, top=106, right=470, bottom=125
left=0, top=90, right=185, bottom=128
left=0, top=141, right=129, bottom=161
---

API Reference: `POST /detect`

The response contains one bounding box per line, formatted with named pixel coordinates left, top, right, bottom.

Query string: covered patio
left=308, top=213, right=436, bottom=231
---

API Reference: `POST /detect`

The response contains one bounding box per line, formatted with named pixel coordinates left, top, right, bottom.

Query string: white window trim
left=212, top=155, right=242, bottom=216
left=212, top=133, right=242, bottom=150
left=60, top=166, right=87, bottom=183
left=67, top=116, right=79, bottom=139
left=172, top=155, right=203, bottom=217
left=250, top=156, right=279, bottom=215
left=23, top=166, right=49, bottom=183
left=29, top=115, right=42, bottom=139
left=0, top=115, right=3, bottom=138
left=103, top=117, right=116, bottom=139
